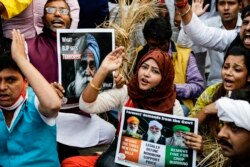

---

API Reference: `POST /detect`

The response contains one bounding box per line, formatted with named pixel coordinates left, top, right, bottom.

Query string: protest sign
left=57, top=29, right=115, bottom=111
left=115, top=107, right=198, bottom=167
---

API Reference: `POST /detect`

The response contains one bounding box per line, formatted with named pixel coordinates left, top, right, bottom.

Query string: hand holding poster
left=57, top=29, right=115, bottom=111
left=115, top=107, right=198, bottom=167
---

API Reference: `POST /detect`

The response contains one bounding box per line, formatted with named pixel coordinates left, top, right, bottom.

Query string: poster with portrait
left=115, top=107, right=198, bottom=167
left=57, top=29, right=115, bottom=110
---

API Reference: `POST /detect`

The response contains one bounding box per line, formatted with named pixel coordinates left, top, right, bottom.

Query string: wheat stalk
left=197, top=131, right=227, bottom=167
left=100, top=0, right=160, bottom=80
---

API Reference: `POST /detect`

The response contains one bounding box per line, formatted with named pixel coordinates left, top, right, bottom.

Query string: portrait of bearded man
left=142, top=120, right=166, bottom=145
left=166, top=125, right=190, bottom=148
left=122, top=116, right=142, bottom=139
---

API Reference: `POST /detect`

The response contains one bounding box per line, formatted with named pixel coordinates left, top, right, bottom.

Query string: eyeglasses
left=45, top=7, right=70, bottom=15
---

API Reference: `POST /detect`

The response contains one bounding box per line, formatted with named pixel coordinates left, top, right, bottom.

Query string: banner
left=57, top=29, right=115, bottom=110
left=115, top=107, right=198, bottom=167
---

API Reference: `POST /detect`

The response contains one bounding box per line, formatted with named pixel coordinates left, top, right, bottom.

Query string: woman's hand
left=100, top=46, right=125, bottom=73
left=82, top=46, right=125, bottom=103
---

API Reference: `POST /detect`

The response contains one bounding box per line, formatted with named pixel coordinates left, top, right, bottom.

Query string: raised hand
left=192, top=0, right=210, bottom=17
left=11, top=29, right=26, bottom=61
left=100, top=46, right=125, bottom=73
left=82, top=46, right=125, bottom=103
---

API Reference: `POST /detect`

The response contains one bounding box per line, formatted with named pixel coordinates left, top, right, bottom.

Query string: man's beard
left=74, top=71, right=92, bottom=97
left=126, top=125, right=138, bottom=136
left=173, top=133, right=186, bottom=147
left=147, top=130, right=161, bottom=143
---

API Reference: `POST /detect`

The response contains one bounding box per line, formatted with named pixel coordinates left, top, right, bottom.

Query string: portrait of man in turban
left=122, top=116, right=142, bottom=139
left=166, top=125, right=190, bottom=148
left=66, top=33, right=100, bottom=97
left=142, top=120, right=166, bottom=145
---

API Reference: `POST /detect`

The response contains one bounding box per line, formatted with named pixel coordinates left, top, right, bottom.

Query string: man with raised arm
left=0, top=29, right=61, bottom=166
left=175, top=0, right=250, bottom=53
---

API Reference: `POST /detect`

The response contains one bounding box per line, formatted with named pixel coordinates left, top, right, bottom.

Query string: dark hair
left=143, top=17, right=172, bottom=42
left=158, top=3, right=171, bottom=24
left=230, top=88, right=250, bottom=102
left=215, top=0, right=242, bottom=11
left=216, top=0, right=242, bottom=4
left=109, top=0, right=118, bottom=3
left=108, top=0, right=133, bottom=5
left=0, top=52, right=24, bottom=78
left=241, top=5, right=250, bottom=20
left=224, top=46, right=250, bottom=74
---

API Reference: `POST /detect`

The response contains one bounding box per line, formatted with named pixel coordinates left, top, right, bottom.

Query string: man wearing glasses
left=26, top=0, right=116, bottom=162
left=27, top=0, right=72, bottom=84
left=43, top=1, right=72, bottom=33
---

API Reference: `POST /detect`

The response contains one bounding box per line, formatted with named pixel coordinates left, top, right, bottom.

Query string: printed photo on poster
left=57, top=29, right=115, bottom=109
left=115, top=107, right=198, bottom=167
